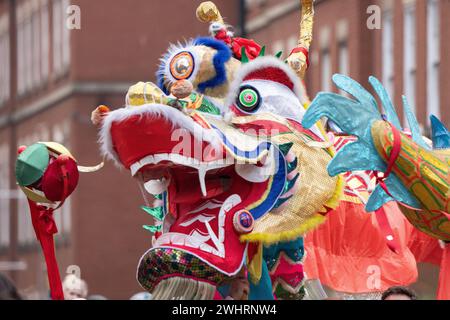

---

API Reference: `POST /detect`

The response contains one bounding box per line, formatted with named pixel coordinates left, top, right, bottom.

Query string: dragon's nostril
left=171, top=80, right=194, bottom=100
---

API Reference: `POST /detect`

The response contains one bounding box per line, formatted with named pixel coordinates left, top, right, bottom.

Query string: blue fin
left=303, top=74, right=421, bottom=213
left=402, top=96, right=430, bottom=150
left=332, top=74, right=379, bottom=112
left=303, top=74, right=385, bottom=176
left=369, top=76, right=402, bottom=130
left=430, top=115, right=450, bottom=149
left=303, top=75, right=381, bottom=143
left=366, top=185, right=395, bottom=212
left=328, top=141, right=386, bottom=176
left=366, top=175, right=420, bottom=212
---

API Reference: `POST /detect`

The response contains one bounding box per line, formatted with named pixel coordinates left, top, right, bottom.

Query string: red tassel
left=375, top=207, right=401, bottom=253
left=28, top=200, right=64, bottom=300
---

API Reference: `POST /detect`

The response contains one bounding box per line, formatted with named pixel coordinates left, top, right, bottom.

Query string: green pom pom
left=15, top=143, right=50, bottom=187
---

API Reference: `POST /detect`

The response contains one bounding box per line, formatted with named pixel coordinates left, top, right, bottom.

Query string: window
left=427, top=0, right=440, bottom=119
left=41, top=1, right=50, bottom=80
left=24, top=9, right=33, bottom=92
left=52, top=0, right=70, bottom=77
left=321, top=50, right=331, bottom=91
left=337, top=42, right=349, bottom=96
left=32, top=7, right=40, bottom=86
left=0, top=144, right=10, bottom=248
left=17, top=0, right=50, bottom=95
left=0, top=15, right=9, bottom=105
left=338, top=42, right=349, bottom=76
left=403, top=4, right=417, bottom=126
left=17, top=7, right=24, bottom=95
left=382, top=11, right=394, bottom=99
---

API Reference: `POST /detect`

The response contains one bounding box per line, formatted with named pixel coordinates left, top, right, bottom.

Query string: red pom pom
left=42, top=157, right=79, bottom=202
left=56, top=154, right=70, bottom=165
left=17, top=145, right=27, bottom=155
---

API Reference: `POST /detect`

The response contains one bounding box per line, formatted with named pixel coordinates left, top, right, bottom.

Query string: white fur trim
left=225, top=56, right=308, bottom=109
left=158, top=40, right=204, bottom=89
left=99, top=104, right=222, bottom=167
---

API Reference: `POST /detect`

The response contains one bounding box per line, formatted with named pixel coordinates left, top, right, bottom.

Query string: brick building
left=0, top=0, right=447, bottom=299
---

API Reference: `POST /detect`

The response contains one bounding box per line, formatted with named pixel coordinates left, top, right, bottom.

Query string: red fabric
left=163, top=174, right=256, bottom=275
left=214, top=30, right=261, bottom=60
left=244, top=68, right=295, bottom=91
left=213, top=290, right=224, bottom=300
left=28, top=200, right=64, bottom=300
left=304, top=201, right=418, bottom=293
left=437, top=244, right=450, bottom=300
left=41, top=157, right=79, bottom=202
left=289, top=47, right=310, bottom=68
left=408, top=228, right=442, bottom=265
left=375, top=207, right=400, bottom=253
left=111, top=115, right=224, bottom=168
left=270, top=255, right=304, bottom=290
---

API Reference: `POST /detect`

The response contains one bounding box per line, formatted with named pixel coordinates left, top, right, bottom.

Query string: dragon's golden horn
left=196, top=1, right=225, bottom=25
left=299, top=0, right=315, bottom=50
left=287, top=0, right=315, bottom=80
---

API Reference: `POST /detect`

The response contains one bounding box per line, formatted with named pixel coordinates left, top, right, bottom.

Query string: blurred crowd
left=0, top=271, right=418, bottom=301
left=0, top=272, right=152, bottom=300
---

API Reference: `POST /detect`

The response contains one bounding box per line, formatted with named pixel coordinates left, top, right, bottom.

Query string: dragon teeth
left=198, top=166, right=208, bottom=197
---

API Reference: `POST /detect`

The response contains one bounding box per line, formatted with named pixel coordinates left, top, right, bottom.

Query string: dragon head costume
left=96, top=1, right=341, bottom=299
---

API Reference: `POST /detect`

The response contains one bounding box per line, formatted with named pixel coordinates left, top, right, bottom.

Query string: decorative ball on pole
left=196, top=1, right=225, bottom=24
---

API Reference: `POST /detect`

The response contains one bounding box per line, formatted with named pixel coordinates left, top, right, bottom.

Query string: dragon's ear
left=369, top=76, right=401, bottom=130
left=402, top=96, right=430, bottom=149
left=430, top=115, right=450, bottom=149
left=258, top=46, right=266, bottom=57
left=241, top=47, right=249, bottom=63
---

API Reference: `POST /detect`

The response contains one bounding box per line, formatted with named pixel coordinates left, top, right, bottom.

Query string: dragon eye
left=237, top=86, right=261, bottom=113
left=170, top=52, right=195, bottom=80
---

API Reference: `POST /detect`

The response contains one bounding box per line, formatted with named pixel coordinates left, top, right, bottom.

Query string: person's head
left=0, top=273, right=22, bottom=300
left=381, top=286, right=417, bottom=300
left=62, top=274, right=88, bottom=300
